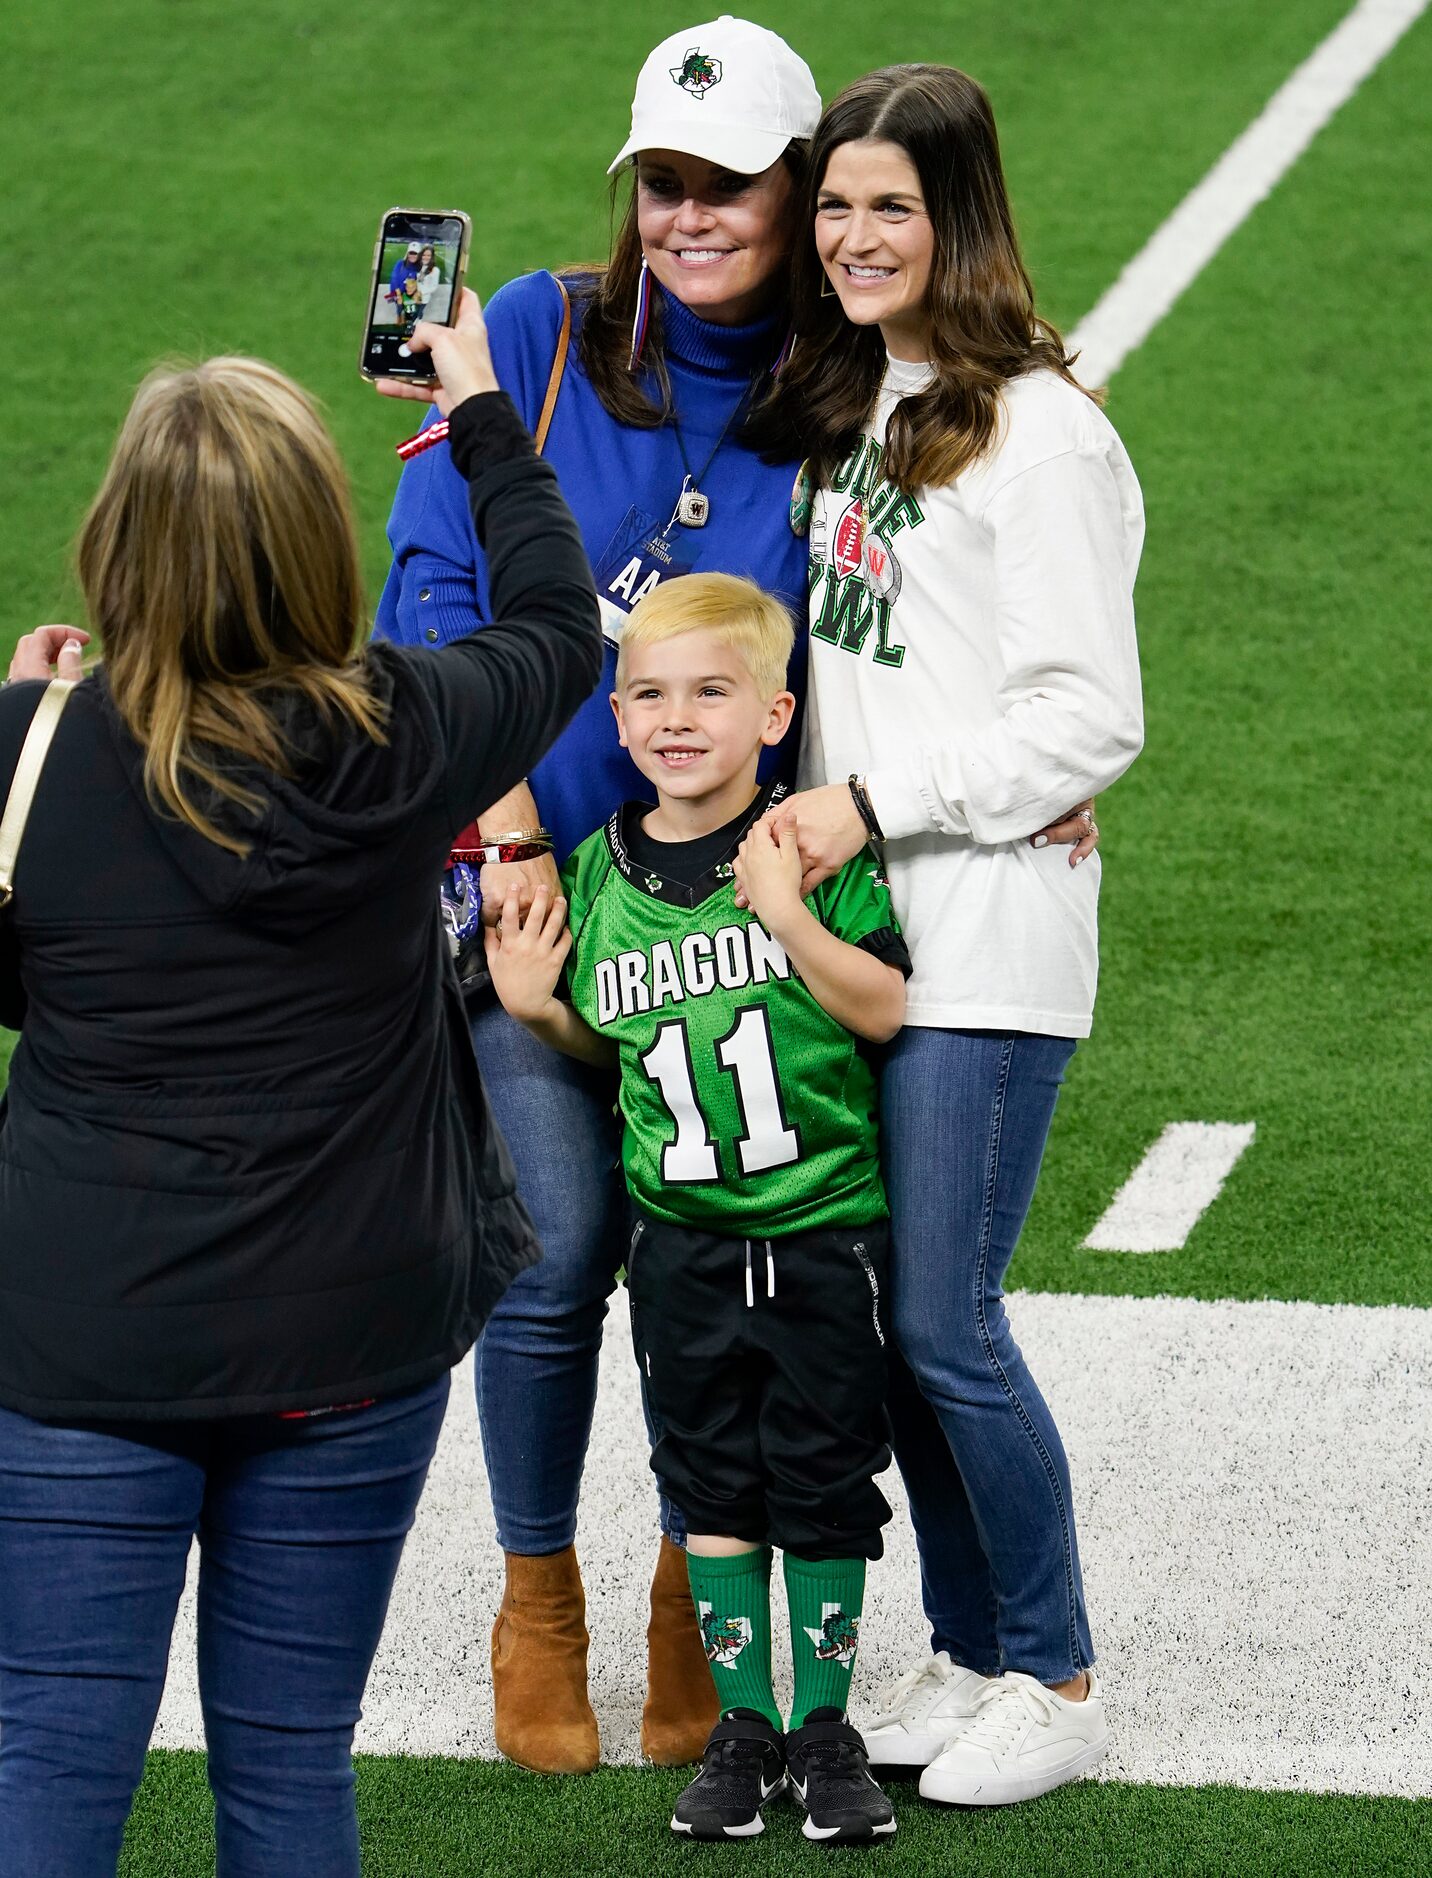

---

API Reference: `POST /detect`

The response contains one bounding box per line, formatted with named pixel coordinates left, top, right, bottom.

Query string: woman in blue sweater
left=373, top=18, right=818, bottom=1775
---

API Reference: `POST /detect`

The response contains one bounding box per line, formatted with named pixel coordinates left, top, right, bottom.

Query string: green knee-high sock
left=784, top=1552, right=867, bottom=1728
left=685, top=1546, right=780, bottom=1729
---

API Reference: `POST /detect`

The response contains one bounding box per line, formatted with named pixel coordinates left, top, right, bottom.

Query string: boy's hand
left=479, top=850, right=562, bottom=927
left=734, top=816, right=805, bottom=930
left=483, top=883, right=571, bottom=1023
left=733, top=785, right=866, bottom=909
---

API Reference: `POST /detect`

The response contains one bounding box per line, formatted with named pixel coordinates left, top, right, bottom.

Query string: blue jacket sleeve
left=372, top=273, right=569, bottom=651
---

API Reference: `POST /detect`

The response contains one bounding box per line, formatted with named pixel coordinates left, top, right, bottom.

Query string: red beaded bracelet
left=449, top=838, right=554, bottom=866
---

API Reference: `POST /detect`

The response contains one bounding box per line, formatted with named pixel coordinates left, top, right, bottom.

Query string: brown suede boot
left=491, top=1546, right=600, bottom=1775
left=641, top=1535, right=721, bottom=1765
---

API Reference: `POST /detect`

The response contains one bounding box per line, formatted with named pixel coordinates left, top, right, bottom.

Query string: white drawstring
left=744, top=1240, right=754, bottom=1309
left=765, top=1240, right=775, bottom=1299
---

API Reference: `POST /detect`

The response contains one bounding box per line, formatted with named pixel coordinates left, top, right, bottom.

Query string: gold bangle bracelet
left=474, top=826, right=552, bottom=846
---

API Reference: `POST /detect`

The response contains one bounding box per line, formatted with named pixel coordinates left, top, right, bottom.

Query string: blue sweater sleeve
left=372, top=272, right=569, bottom=649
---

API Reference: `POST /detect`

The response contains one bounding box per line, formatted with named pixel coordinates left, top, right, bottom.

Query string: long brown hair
left=78, top=358, right=385, bottom=857
left=574, top=146, right=808, bottom=429
left=753, top=66, right=1091, bottom=492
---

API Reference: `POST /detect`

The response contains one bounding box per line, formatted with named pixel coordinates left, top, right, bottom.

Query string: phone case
left=359, top=207, right=472, bottom=384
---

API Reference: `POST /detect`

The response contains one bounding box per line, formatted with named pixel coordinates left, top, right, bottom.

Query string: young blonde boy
left=485, top=573, right=908, bottom=1845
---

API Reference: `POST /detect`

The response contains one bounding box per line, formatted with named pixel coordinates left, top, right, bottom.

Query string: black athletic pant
left=627, top=1214, right=893, bottom=1560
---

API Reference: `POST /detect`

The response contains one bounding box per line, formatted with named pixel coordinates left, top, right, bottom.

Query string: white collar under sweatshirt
left=798, top=359, right=1145, bottom=1038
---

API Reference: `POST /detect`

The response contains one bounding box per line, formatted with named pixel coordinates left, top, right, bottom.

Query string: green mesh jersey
left=561, top=784, right=909, bottom=1235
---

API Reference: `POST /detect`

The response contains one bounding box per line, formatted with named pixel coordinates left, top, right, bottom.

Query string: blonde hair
left=616, top=573, right=795, bottom=699
left=78, top=356, right=385, bottom=857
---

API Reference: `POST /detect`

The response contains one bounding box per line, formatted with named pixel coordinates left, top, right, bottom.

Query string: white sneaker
left=918, top=1669, right=1108, bottom=1805
left=860, top=1652, right=996, bottom=1767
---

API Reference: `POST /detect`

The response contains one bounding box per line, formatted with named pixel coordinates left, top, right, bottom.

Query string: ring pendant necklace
left=660, top=375, right=758, bottom=534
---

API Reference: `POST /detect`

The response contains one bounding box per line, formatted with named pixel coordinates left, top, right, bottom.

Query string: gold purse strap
left=533, top=277, right=572, bottom=455
left=0, top=679, right=77, bottom=909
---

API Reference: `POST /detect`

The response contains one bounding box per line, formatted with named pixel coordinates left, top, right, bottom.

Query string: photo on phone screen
left=361, top=209, right=469, bottom=380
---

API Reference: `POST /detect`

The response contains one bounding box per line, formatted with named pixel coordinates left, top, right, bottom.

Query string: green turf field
left=117, top=1759, right=1432, bottom=1878
left=4, top=1, right=1430, bottom=1871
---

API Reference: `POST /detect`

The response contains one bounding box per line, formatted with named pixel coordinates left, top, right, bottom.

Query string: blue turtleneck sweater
left=374, top=270, right=808, bottom=865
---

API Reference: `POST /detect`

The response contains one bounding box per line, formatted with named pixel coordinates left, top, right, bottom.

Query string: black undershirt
left=618, top=787, right=912, bottom=979
left=623, top=792, right=763, bottom=887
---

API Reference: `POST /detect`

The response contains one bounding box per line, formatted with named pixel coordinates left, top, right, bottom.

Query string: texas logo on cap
left=670, top=47, right=722, bottom=99
left=609, top=18, right=819, bottom=177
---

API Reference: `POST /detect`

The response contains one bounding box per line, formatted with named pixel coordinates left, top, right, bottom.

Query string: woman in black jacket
left=0, top=292, right=601, bottom=1878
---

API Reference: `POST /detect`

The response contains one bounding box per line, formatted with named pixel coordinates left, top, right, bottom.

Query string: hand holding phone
left=377, top=288, right=499, bottom=415
left=360, top=207, right=471, bottom=384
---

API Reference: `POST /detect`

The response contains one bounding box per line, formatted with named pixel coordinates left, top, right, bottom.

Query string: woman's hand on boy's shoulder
left=730, top=787, right=1102, bottom=912
left=735, top=786, right=866, bottom=908
left=734, top=816, right=807, bottom=930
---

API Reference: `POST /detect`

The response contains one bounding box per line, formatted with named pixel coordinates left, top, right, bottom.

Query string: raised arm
left=421, top=389, right=602, bottom=829
left=373, top=282, right=571, bottom=914
left=380, top=288, right=600, bottom=834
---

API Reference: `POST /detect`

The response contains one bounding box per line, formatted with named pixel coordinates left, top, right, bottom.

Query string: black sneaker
left=786, top=1708, right=897, bottom=1844
left=670, top=1710, right=786, bottom=1841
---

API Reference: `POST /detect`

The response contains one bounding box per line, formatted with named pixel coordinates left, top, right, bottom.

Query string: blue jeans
left=470, top=999, right=678, bottom=1553
left=0, top=1377, right=448, bottom=1878
left=880, top=1028, right=1093, bottom=1685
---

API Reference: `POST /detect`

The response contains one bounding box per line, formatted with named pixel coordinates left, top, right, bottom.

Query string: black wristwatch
left=847, top=774, right=884, bottom=844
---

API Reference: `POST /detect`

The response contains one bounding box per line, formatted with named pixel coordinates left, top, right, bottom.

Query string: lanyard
left=660, top=375, right=757, bottom=535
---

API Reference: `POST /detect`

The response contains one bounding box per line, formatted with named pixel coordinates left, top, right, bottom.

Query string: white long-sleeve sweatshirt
left=798, top=359, right=1145, bottom=1037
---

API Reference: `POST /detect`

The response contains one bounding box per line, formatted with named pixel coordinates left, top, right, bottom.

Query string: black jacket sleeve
left=400, top=391, right=602, bottom=831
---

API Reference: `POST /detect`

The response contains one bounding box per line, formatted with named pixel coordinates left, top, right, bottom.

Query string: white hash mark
left=1083, top=1122, right=1256, bottom=1253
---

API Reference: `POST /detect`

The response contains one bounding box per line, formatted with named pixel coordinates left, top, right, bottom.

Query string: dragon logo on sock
left=698, top=1602, right=752, bottom=1667
left=804, top=1604, right=860, bottom=1668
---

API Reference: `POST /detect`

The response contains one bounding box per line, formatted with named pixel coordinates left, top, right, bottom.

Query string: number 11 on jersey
left=640, top=1006, right=801, bottom=1185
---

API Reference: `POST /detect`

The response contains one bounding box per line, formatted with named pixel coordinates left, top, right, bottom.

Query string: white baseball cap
left=607, top=16, right=820, bottom=177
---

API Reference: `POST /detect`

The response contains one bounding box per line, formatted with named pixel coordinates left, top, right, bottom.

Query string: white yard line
left=1084, top=1121, right=1257, bottom=1252
left=1069, top=0, right=1431, bottom=385
left=151, top=1291, right=1432, bottom=1797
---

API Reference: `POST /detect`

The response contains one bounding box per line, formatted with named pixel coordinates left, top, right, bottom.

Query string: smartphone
left=359, top=208, right=471, bottom=383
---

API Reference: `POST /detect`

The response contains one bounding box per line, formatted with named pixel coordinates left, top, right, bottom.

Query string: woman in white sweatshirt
left=415, top=246, right=449, bottom=324
left=753, top=65, right=1144, bottom=1806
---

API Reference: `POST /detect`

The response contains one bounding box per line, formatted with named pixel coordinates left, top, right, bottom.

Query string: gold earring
left=820, top=274, right=837, bottom=299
